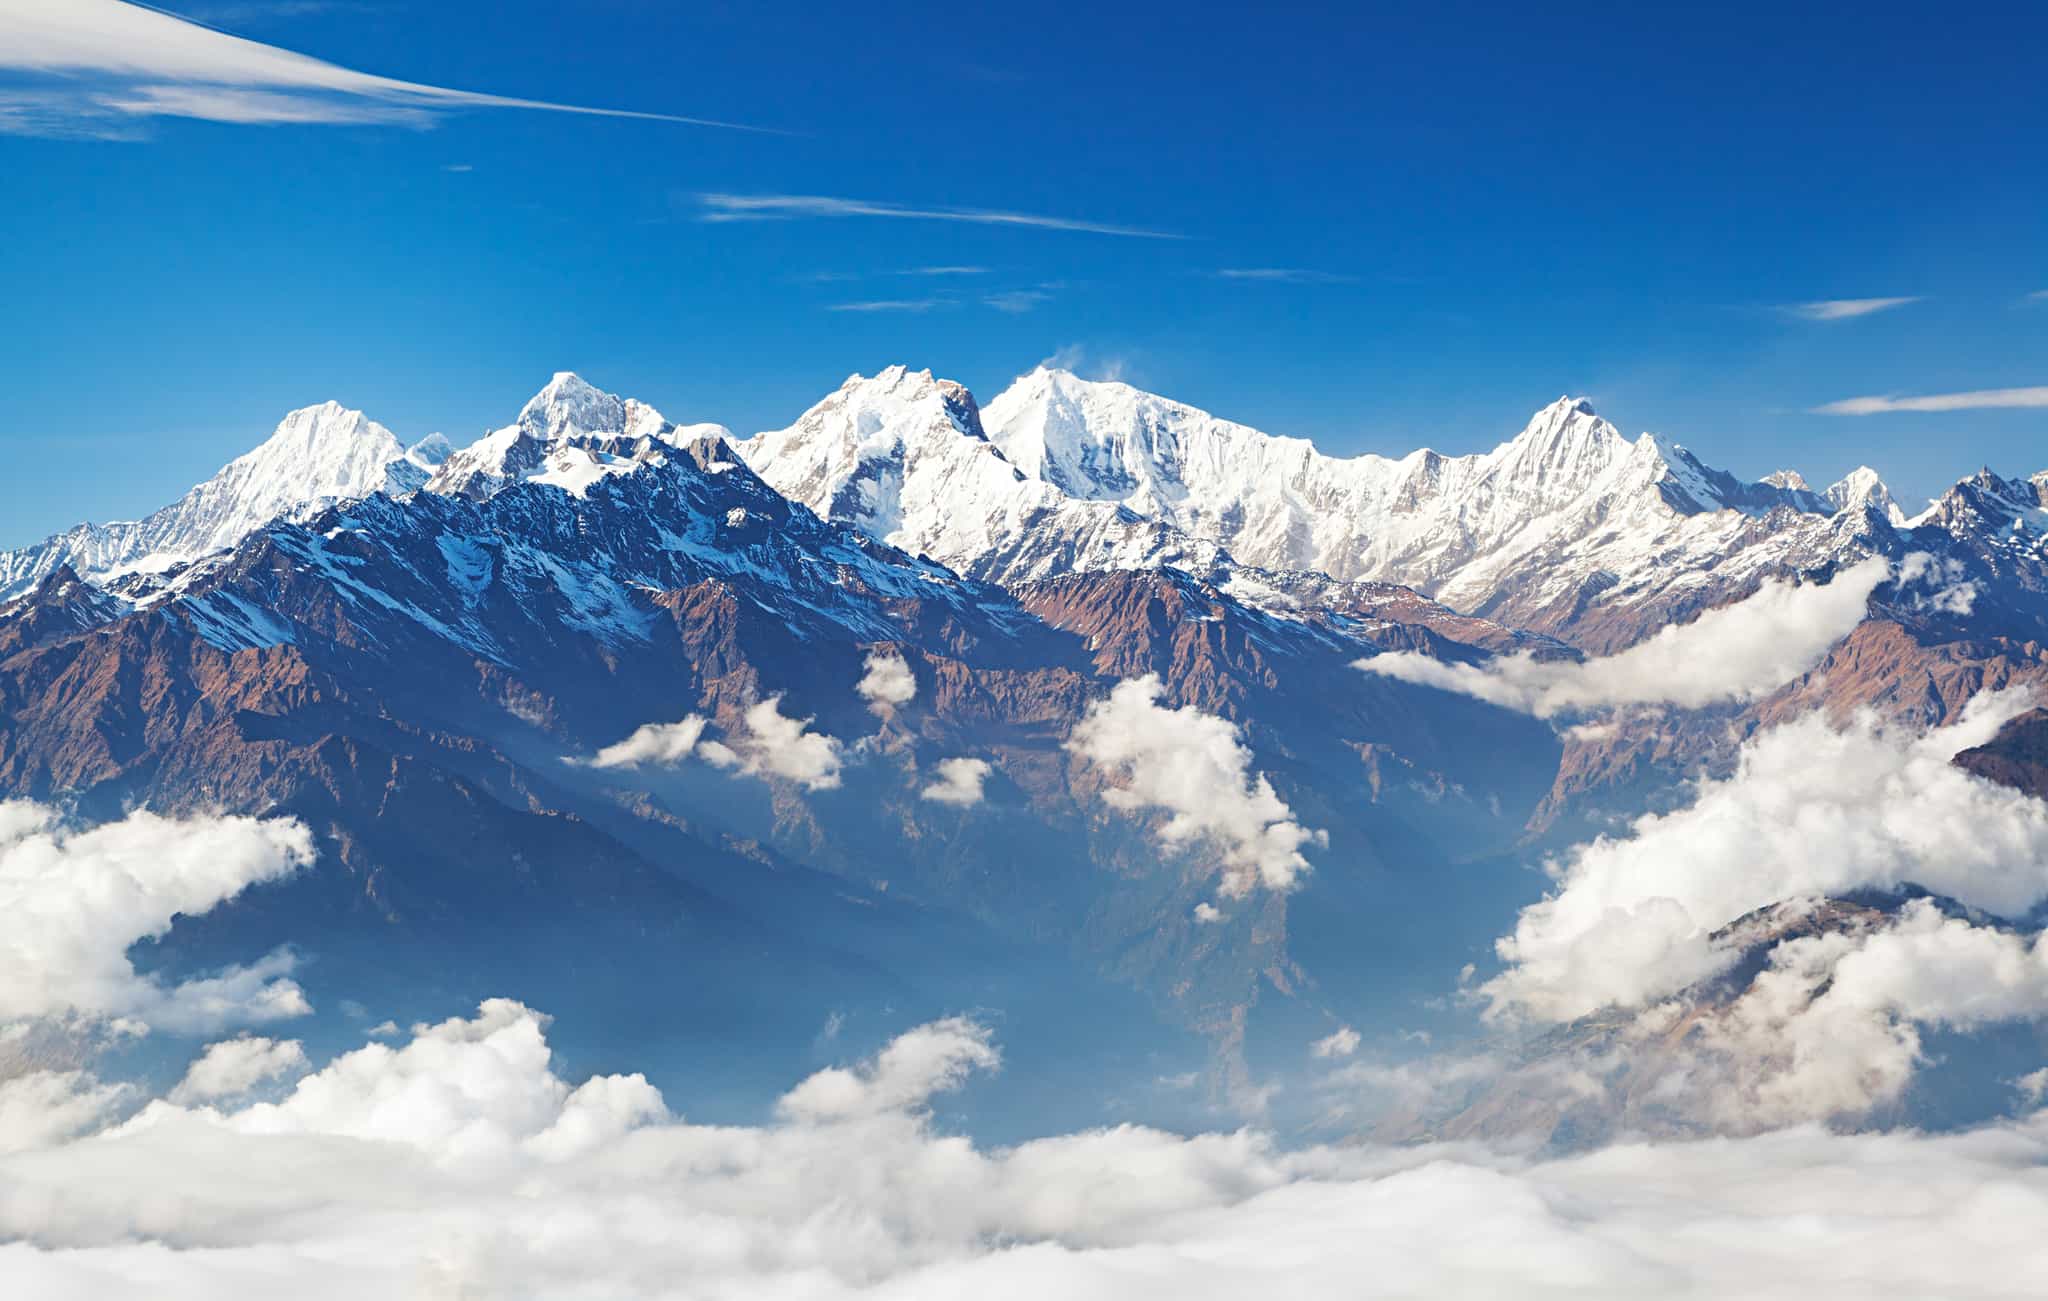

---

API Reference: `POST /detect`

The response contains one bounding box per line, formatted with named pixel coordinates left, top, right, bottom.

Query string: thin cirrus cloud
left=1813, top=386, right=2048, bottom=415
left=1215, top=268, right=1357, bottom=284
left=0, top=0, right=769, bottom=135
left=826, top=299, right=947, bottom=314
left=1782, top=296, right=1921, bottom=321
left=984, top=288, right=1056, bottom=313
left=697, top=193, right=1183, bottom=239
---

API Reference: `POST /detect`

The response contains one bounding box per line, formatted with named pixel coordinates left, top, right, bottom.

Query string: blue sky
left=2, top=0, right=2044, bottom=546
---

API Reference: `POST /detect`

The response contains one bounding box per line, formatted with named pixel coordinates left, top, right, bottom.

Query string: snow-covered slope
left=736, top=366, right=1233, bottom=582
left=427, top=372, right=728, bottom=501
left=0, top=401, right=429, bottom=600
left=736, top=366, right=1898, bottom=645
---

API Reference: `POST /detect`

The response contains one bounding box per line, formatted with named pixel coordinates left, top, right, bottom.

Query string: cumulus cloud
left=570, top=716, right=708, bottom=769
left=0, top=1071, right=131, bottom=1155
left=9, top=1006, right=2048, bottom=1297
left=1699, top=901, right=2048, bottom=1126
left=0, top=801, right=314, bottom=1033
left=0, top=0, right=762, bottom=135
left=1193, top=902, right=1223, bottom=923
left=858, top=650, right=918, bottom=717
left=1310, top=1027, right=1361, bottom=1059
left=1484, top=691, right=2048, bottom=1023
left=1356, top=556, right=1889, bottom=718
left=168, top=1037, right=308, bottom=1105
left=701, top=696, right=845, bottom=790
left=775, top=1015, right=997, bottom=1123
left=576, top=698, right=844, bottom=790
left=1067, top=675, right=1325, bottom=896
left=1784, top=297, right=1921, bottom=321
left=1814, top=386, right=2048, bottom=415
left=921, top=757, right=992, bottom=807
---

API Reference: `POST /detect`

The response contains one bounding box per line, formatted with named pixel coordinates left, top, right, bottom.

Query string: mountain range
left=5, top=365, right=2047, bottom=1127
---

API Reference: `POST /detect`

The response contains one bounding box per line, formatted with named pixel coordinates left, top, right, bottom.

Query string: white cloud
left=827, top=298, right=948, bottom=313
left=1067, top=675, right=1325, bottom=896
left=1193, top=902, right=1223, bottom=924
left=571, top=715, right=708, bottom=769
left=775, top=1015, right=997, bottom=1123
left=0, top=801, right=314, bottom=1033
left=1484, top=691, right=2048, bottom=1023
left=1814, top=386, right=2048, bottom=415
left=1356, top=556, right=1888, bottom=718
left=1310, top=1027, right=1361, bottom=1059
left=698, top=192, right=1183, bottom=239
left=0, top=1071, right=131, bottom=1155
left=1699, top=901, right=2048, bottom=1126
left=9, top=1006, right=2048, bottom=1297
left=702, top=695, right=845, bottom=790
left=921, top=757, right=991, bottom=807
left=984, top=289, right=1055, bottom=313
left=1784, top=297, right=1921, bottom=321
left=168, top=1037, right=308, bottom=1105
left=575, top=698, right=843, bottom=790
left=1215, top=268, right=1356, bottom=284
left=858, top=650, right=918, bottom=717
left=0, top=0, right=762, bottom=134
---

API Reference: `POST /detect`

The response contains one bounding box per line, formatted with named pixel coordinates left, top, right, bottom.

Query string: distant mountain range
left=5, top=367, right=2047, bottom=1124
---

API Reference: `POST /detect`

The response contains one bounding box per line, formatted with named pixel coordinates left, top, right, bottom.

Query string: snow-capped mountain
left=427, top=372, right=728, bottom=501
left=739, top=366, right=1930, bottom=648
left=0, top=401, right=434, bottom=600
left=735, top=366, right=1234, bottom=583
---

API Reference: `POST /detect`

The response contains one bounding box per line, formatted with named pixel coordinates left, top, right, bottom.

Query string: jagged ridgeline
left=3, top=367, right=2047, bottom=1127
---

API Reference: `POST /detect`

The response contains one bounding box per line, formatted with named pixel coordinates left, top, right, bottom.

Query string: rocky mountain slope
left=6, top=366, right=2047, bottom=1113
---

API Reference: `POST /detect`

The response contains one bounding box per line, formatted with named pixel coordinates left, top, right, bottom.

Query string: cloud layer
left=1068, top=675, right=1324, bottom=896
left=7, top=1004, right=2048, bottom=1297
left=1356, top=556, right=1888, bottom=718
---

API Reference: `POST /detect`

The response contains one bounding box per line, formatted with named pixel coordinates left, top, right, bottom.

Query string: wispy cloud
left=2026, top=289, right=2048, bottom=303
left=903, top=265, right=987, bottom=276
left=698, top=193, right=1182, bottom=239
left=825, top=298, right=947, bottom=313
left=1813, top=386, right=2048, bottom=415
left=1214, top=267, right=1356, bottom=284
left=984, top=289, right=1055, bottom=314
left=0, top=0, right=770, bottom=135
left=1783, top=296, right=1921, bottom=321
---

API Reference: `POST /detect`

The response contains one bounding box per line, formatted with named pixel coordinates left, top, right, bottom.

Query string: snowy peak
left=983, top=365, right=1283, bottom=507
left=517, top=371, right=629, bottom=441
left=0, top=399, right=420, bottom=599
left=1825, top=466, right=1907, bottom=525
left=427, top=374, right=721, bottom=502
left=736, top=366, right=998, bottom=543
